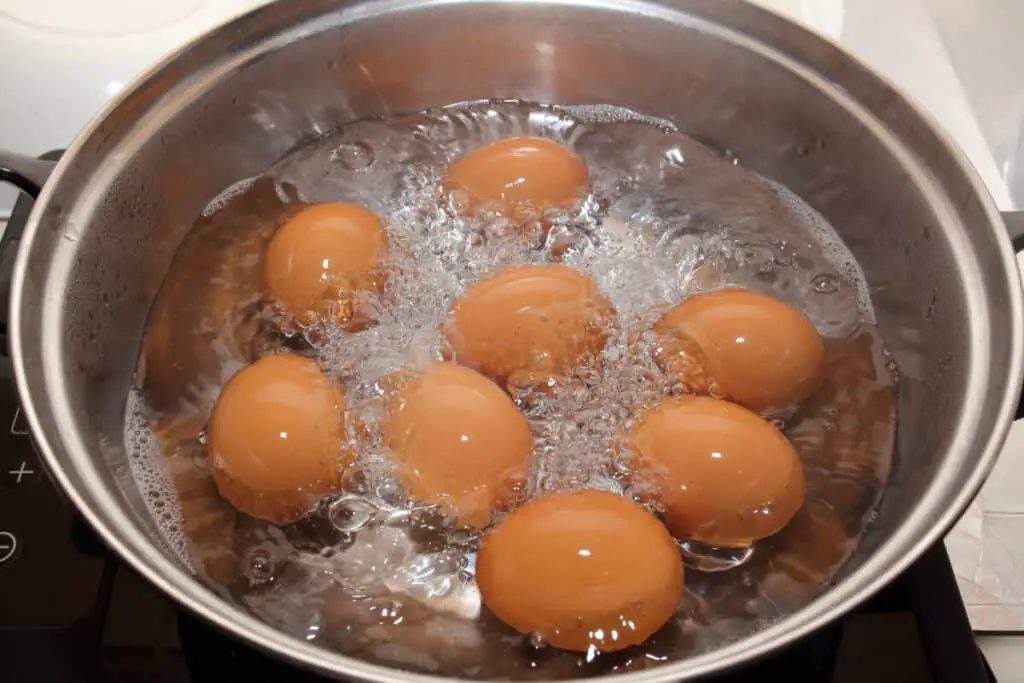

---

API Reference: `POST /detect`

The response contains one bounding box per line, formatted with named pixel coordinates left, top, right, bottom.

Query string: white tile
left=971, top=605, right=1024, bottom=632
left=949, top=507, right=1024, bottom=630
left=980, top=421, right=1024, bottom=514
left=977, top=635, right=1024, bottom=682
left=949, top=502, right=985, bottom=588
left=978, top=515, right=1024, bottom=607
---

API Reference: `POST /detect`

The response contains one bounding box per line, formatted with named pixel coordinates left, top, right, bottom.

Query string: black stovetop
left=0, top=172, right=996, bottom=683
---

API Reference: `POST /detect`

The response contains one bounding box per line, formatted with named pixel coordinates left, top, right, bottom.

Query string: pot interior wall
left=16, top=0, right=1013, bottom=655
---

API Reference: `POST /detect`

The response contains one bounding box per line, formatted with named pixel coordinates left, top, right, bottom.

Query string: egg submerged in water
left=382, top=362, right=534, bottom=528
left=627, top=396, right=805, bottom=548
left=476, top=489, right=684, bottom=653
left=652, top=288, right=824, bottom=413
left=263, top=202, right=389, bottom=331
left=445, top=136, right=589, bottom=220
left=442, top=263, right=616, bottom=389
left=208, top=353, right=346, bottom=525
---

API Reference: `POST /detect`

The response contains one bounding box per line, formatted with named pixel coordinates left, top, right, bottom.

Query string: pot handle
left=1004, top=211, right=1024, bottom=253
left=0, top=151, right=58, bottom=356
left=0, top=151, right=56, bottom=199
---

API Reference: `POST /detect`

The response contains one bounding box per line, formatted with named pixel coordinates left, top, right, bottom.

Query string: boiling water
left=127, top=100, right=896, bottom=678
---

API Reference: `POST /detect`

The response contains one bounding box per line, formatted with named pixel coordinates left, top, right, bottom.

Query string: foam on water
left=201, top=175, right=258, bottom=217
left=124, top=390, right=194, bottom=571
left=125, top=99, right=897, bottom=678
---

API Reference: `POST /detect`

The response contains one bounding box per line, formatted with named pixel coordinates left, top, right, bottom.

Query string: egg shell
left=443, top=264, right=615, bottom=388
left=209, top=353, right=345, bottom=524
left=382, top=362, right=533, bottom=528
left=476, top=489, right=683, bottom=652
left=264, top=202, right=388, bottom=331
left=446, top=136, right=589, bottom=219
left=628, top=396, right=805, bottom=547
left=653, top=288, right=824, bottom=412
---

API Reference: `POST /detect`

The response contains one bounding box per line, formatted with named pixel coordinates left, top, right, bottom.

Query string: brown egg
left=652, top=288, right=824, bottom=413
left=476, top=489, right=683, bottom=652
left=382, top=363, right=533, bottom=528
left=628, top=396, right=805, bottom=547
left=264, top=202, right=388, bottom=330
left=446, top=136, right=589, bottom=218
left=443, top=264, right=615, bottom=387
left=209, top=353, right=345, bottom=524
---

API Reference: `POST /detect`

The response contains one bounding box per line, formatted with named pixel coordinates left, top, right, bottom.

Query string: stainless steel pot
left=1, top=0, right=1023, bottom=680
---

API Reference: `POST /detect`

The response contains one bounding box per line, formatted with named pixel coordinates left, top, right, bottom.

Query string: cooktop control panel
left=0, top=183, right=114, bottom=683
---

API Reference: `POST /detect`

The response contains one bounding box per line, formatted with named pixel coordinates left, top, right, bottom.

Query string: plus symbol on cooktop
left=8, top=462, right=34, bottom=484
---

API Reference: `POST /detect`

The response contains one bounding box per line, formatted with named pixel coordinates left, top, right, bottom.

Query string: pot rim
left=10, top=0, right=1023, bottom=681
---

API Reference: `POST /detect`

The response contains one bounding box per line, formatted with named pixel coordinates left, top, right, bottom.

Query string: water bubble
left=367, top=598, right=405, bottom=626
left=195, top=428, right=209, bottom=446
left=707, top=380, right=726, bottom=399
left=811, top=273, right=840, bottom=294
left=664, top=146, right=686, bottom=168
left=407, top=504, right=458, bottom=549
left=274, top=180, right=301, bottom=204
left=755, top=261, right=780, bottom=283
left=440, top=186, right=474, bottom=217
left=409, top=504, right=454, bottom=533
left=770, top=417, right=786, bottom=431
left=446, top=527, right=481, bottom=548
left=244, top=549, right=277, bottom=586
left=375, top=479, right=406, bottom=507
left=528, top=632, right=548, bottom=649
left=678, top=539, right=755, bottom=572
left=332, top=141, right=375, bottom=170
left=653, top=225, right=700, bottom=261
left=304, top=611, right=324, bottom=642
left=328, top=495, right=378, bottom=532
